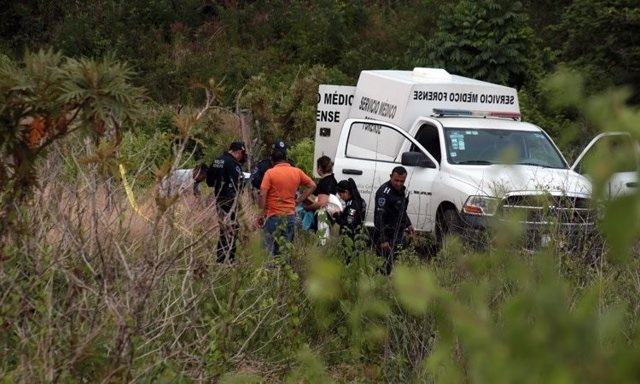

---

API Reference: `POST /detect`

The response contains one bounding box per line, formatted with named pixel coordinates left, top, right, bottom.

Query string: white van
left=315, top=68, right=595, bottom=249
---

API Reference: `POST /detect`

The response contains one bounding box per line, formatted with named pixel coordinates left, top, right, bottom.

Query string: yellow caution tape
left=119, top=163, right=191, bottom=235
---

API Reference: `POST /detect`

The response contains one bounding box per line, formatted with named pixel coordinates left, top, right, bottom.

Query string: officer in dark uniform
left=207, top=141, right=246, bottom=263
left=373, top=166, right=415, bottom=275
left=250, top=140, right=294, bottom=191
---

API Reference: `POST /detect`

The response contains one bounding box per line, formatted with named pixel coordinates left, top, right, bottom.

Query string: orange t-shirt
left=261, top=163, right=315, bottom=218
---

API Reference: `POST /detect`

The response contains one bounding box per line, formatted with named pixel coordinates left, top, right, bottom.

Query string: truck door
left=571, top=132, right=638, bottom=198
left=413, top=123, right=442, bottom=164
left=333, top=120, right=439, bottom=232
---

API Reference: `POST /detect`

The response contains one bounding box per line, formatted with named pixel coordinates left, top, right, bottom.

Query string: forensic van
left=314, top=67, right=595, bottom=249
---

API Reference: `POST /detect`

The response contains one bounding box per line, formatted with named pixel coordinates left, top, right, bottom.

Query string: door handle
left=342, top=169, right=363, bottom=175
left=626, top=182, right=638, bottom=188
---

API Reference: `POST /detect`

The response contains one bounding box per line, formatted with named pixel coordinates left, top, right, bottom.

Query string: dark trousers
left=375, top=233, right=405, bottom=275
left=216, top=203, right=238, bottom=263
left=339, top=229, right=368, bottom=265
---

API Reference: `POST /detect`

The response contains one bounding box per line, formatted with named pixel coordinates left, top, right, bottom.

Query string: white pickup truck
left=314, top=68, right=595, bottom=250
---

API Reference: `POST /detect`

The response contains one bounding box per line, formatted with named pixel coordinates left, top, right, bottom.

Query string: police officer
left=207, top=141, right=246, bottom=263
left=250, top=140, right=294, bottom=192
left=373, top=166, right=415, bottom=275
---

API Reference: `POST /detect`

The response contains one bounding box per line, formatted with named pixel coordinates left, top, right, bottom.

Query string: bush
left=3, top=66, right=640, bottom=383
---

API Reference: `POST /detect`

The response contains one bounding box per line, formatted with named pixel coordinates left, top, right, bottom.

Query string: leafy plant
left=552, top=0, right=640, bottom=103
left=0, top=49, right=145, bottom=236
left=425, top=0, right=536, bottom=88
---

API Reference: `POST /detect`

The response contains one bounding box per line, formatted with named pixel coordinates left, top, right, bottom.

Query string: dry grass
left=5, top=136, right=635, bottom=382
left=0, top=157, right=263, bottom=380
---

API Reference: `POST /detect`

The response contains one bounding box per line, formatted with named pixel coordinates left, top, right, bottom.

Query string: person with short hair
left=207, top=141, right=246, bottom=263
left=260, top=147, right=316, bottom=257
left=373, top=166, right=415, bottom=275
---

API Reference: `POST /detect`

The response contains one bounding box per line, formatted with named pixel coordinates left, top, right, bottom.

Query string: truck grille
left=497, top=195, right=594, bottom=225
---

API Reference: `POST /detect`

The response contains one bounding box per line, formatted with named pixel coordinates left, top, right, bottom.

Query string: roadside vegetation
left=2, top=1, right=640, bottom=382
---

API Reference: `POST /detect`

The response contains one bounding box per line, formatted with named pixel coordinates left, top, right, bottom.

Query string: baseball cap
left=229, top=141, right=246, bottom=152
left=271, top=140, right=287, bottom=152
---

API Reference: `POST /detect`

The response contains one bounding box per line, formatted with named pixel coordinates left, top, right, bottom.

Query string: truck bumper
left=461, top=213, right=598, bottom=251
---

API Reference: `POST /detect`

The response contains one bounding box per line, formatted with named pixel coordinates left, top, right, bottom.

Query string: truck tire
left=436, top=208, right=463, bottom=252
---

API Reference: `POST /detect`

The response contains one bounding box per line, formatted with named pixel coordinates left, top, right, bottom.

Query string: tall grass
left=3, top=71, right=640, bottom=382
left=3, top=143, right=640, bottom=382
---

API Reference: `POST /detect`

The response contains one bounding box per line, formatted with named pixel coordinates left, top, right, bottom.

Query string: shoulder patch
left=377, top=197, right=386, bottom=207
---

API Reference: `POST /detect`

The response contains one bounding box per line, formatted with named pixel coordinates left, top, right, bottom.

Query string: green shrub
left=4, top=64, right=640, bottom=383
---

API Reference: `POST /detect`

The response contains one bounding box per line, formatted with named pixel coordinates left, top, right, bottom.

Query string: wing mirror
left=401, top=151, right=436, bottom=168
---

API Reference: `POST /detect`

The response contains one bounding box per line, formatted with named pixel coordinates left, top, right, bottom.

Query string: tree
left=553, top=0, right=640, bottom=103
left=0, top=49, right=145, bottom=235
left=424, top=0, right=536, bottom=88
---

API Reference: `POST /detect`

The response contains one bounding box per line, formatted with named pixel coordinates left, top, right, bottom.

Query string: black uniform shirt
left=373, top=180, right=412, bottom=244
left=335, top=198, right=366, bottom=238
left=207, top=152, right=243, bottom=206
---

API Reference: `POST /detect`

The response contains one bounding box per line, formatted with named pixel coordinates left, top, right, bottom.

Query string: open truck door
left=333, top=119, right=439, bottom=232
left=572, top=132, right=639, bottom=199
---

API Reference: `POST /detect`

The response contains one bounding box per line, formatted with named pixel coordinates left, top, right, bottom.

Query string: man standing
left=207, top=141, right=246, bottom=263
left=260, top=146, right=316, bottom=257
left=373, top=166, right=415, bottom=275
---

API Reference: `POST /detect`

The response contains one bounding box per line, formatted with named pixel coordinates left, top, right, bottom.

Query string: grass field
left=3, top=144, right=640, bottom=383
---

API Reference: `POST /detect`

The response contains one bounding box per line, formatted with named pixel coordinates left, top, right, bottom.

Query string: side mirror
left=401, top=151, right=436, bottom=168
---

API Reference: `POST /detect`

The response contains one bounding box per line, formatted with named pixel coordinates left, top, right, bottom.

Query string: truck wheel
left=436, top=208, right=463, bottom=252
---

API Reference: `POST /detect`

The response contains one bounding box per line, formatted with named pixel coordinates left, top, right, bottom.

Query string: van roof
left=363, top=67, right=510, bottom=89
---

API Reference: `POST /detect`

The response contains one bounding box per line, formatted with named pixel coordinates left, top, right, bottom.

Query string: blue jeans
left=264, top=214, right=296, bottom=256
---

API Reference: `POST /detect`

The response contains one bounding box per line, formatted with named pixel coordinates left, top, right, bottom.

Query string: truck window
left=444, top=128, right=566, bottom=168
left=346, top=122, right=407, bottom=162
left=412, top=124, right=441, bottom=163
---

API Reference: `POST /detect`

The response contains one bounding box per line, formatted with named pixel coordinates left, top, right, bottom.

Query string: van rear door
left=314, top=85, right=356, bottom=176
left=333, top=119, right=439, bottom=232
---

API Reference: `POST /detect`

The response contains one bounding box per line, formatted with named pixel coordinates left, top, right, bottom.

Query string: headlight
left=463, top=195, right=501, bottom=216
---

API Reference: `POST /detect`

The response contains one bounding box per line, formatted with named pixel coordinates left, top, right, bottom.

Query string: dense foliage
left=2, top=1, right=640, bottom=382
left=425, top=0, right=537, bottom=88
left=0, top=50, right=145, bottom=236
left=2, top=0, right=639, bottom=155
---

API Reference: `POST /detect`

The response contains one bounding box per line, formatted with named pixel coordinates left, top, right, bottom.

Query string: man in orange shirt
left=259, top=147, right=316, bottom=256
